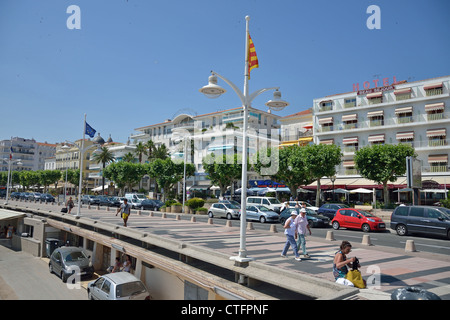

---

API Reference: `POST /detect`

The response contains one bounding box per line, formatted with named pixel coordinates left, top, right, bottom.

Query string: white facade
left=313, top=75, right=450, bottom=184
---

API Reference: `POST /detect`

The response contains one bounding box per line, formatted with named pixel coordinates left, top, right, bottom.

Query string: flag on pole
left=85, top=122, right=96, bottom=138
left=9, top=147, right=13, bottom=160
left=248, top=33, right=259, bottom=79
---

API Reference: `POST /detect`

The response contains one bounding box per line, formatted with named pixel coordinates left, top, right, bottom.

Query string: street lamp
left=2, top=158, right=22, bottom=205
left=172, top=135, right=193, bottom=213
left=200, top=15, right=288, bottom=262
left=61, top=144, right=71, bottom=204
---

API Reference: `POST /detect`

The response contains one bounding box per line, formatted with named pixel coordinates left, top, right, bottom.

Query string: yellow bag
left=346, top=270, right=366, bottom=289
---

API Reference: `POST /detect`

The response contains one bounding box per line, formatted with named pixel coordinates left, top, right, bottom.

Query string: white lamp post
left=199, top=16, right=288, bottom=262
left=2, top=158, right=22, bottom=205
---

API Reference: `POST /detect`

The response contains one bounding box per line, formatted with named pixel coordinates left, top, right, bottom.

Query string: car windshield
left=438, top=208, right=450, bottom=218
left=358, top=210, right=375, bottom=217
left=63, top=251, right=88, bottom=262
left=227, top=204, right=240, bottom=209
left=268, top=198, right=281, bottom=204
left=116, top=281, right=146, bottom=298
left=257, top=206, right=270, bottom=212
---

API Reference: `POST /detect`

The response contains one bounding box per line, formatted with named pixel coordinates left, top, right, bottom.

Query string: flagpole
left=5, top=137, right=12, bottom=205
left=76, top=114, right=86, bottom=216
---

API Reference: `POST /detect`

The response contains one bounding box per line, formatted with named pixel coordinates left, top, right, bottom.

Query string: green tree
left=153, top=144, right=169, bottom=160
left=92, top=147, right=116, bottom=195
left=354, top=143, right=416, bottom=205
left=302, top=144, right=343, bottom=207
left=38, top=170, right=62, bottom=193
left=134, top=142, right=148, bottom=164
left=103, top=161, right=146, bottom=195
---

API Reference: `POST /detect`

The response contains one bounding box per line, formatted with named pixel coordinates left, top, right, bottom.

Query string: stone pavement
left=5, top=200, right=450, bottom=300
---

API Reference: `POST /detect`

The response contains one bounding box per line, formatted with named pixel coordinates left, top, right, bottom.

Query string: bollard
left=362, top=234, right=372, bottom=246
left=208, top=218, right=214, bottom=225
left=269, top=224, right=278, bottom=233
left=106, top=206, right=110, bottom=212
left=176, top=214, right=181, bottom=220
left=162, top=213, right=167, bottom=219
left=247, top=222, right=254, bottom=230
left=150, top=211, right=154, bottom=217
left=326, top=231, right=336, bottom=241
left=405, top=240, right=416, bottom=252
left=137, top=210, right=141, bottom=216
left=190, top=216, right=196, bottom=223
left=225, top=220, right=232, bottom=227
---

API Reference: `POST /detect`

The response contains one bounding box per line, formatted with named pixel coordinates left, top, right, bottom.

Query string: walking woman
left=281, top=210, right=302, bottom=261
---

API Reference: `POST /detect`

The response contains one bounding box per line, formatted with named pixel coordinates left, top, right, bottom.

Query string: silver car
left=87, top=272, right=150, bottom=300
left=246, top=205, right=280, bottom=223
left=208, top=203, right=240, bottom=220
left=48, top=247, right=94, bottom=283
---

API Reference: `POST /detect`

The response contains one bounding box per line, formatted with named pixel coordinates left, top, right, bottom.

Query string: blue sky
left=1, top=0, right=449, bottom=144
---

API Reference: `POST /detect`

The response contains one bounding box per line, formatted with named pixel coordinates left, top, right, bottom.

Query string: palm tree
left=153, top=144, right=169, bottom=160
left=145, top=140, right=155, bottom=162
left=122, top=152, right=135, bottom=163
left=92, top=147, right=116, bottom=195
left=135, top=142, right=148, bottom=164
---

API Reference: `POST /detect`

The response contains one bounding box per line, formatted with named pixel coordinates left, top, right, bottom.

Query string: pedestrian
left=295, top=208, right=311, bottom=258
left=281, top=210, right=301, bottom=261
left=122, top=255, right=132, bottom=273
left=280, top=201, right=289, bottom=213
left=332, top=240, right=356, bottom=286
left=111, top=257, right=122, bottom=273
left=6, top=225, right=13, bottom=239
left=66, top=197, right=74, bottom=214
left=116, top=198, right=131, bottom=227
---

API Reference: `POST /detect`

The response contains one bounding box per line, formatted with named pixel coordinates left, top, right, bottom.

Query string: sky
left=1, top=0, right=449, bottom=144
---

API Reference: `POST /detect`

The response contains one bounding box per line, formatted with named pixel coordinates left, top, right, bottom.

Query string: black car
left=141, top=199, right=159, bottom=211
left=97, top=196, right=112, bottom=206
left=279, top=207, right=330, bottom=227
left=318, top=203, right=350, bottom=220
left=108, top=197, right=121, bottom=207
left=390, top=205, right=450, bottom=239
left=40, top=193, right=55, bottom=202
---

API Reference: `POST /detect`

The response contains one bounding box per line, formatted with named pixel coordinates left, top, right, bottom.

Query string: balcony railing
left=426, top=88, right=443, bottom=96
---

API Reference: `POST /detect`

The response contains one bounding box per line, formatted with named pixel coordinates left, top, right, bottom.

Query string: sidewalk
left=5, top=200, right=450, bottom=300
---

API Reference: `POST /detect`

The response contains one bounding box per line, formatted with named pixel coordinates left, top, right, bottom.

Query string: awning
left=425, top=102, right=445, bottom=112
left=367, top=92, right=383, bottom=99
left=428, top=154, right=448, bottom=163
left=92, top=185, right=109, bottom=192
left=427, top=128, right=446, bottom=138
left=422, top=189, right=448, bottom=193
left=319, top=139, right=334, bottom=145
left=303, top=123, right=313, bottom=130
left=318, top=117, right=333, bottom=125
left=188, top=185, right=210, bottom=191
left=368, top=134, right=385, bottom=142
left=350, top=188, right=373, bottom=194
left=367, top=110, right=384, bottom=118
left=396, top=131, right=414, bottom=140
left=343, top=160, right=355, bottom=167
left=279, top=141, right=297, bottom=147
left=343, top=137, right=358, bottom=145
left=395, top=106, right=413, bottom=114
left=0, top=209, right=26, bottom=221
left=394, top=88, right=411, bottom=95
left=342, top=114, right=357, bottom=122
left=423, top=82, right=443, bottom=90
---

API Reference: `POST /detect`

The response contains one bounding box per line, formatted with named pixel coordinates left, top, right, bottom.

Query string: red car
left=332, top=208, right=385, bottom=232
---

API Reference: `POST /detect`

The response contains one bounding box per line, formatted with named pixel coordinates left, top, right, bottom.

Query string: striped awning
left=367, top=92, right=383, bottom=99
left=368, top=134, right=385, bottom=142
left=342, top=137, right=359, bottom=144
left=319, top=139, right=334, bottom=145
left=425, top=102, right=445, bottom=112
left=394, top=88, right=412, bottom=95
left=423, top=82, right=443, bottom=90
left=367, top=110, right=384, bottom=118
left=427, top=128, right=446, bottom=137
left=342, top=114, right=357, bottom=122
left=343, top=160, right=355, bottom=167
left=428, top=154, right=448, bottom=163
left=318, top=117, right=333, bottom=125
left=395, top=106, right=413, bottom=114
left=396, top=131, right=414, bottom=140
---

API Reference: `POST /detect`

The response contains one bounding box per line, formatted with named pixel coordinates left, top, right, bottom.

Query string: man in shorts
left=116, top=198, right=131, bottom=227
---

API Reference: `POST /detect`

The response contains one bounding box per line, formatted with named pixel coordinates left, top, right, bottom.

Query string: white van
left=246, top=196, right=283, bottom=213
left=125, top=193, right=146, bottom=202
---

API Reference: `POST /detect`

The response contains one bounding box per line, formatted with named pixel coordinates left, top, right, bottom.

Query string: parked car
left=128, top=199, right=143, bottom=209
left=279, top=207, right=330, bottom=227
left=318, top=203, right=350, bottom=220
left=30, top=192, right=42, bottom=201
left=40, top=193, right=55, bottom=202
left=48, top=247, right=94, bottom=283
left=97, top=196, right=113, bottom=206
left=108, top=197, right=121, bottom=207
left=246, top=196, right=283, bottom=213
left=20, top=192, right=32, bottom=200
left=245, top=205, right=279, bottom=223
left=219, top=199, right=241, bottom=207
left=81, top=195, right=100, bottom=205
left=87, top=272, right=150, bottom=300
left=208, top=203, right=240, bottom=219
left=390, top=205, right=450, bottom=239
left=287, top=201, right=319, bottom=213
left=141, top=199, right=158, bottom=211
left=10, top=192, right=21, bottom=199
left=332, top=208, right=385, bottom=232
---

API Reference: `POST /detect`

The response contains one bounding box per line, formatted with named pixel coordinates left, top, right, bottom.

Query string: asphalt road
left=0, top=244, right=87, bottom=300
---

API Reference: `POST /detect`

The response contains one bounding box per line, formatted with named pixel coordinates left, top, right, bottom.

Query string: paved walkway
left=5, top=200, right=450, bottom=299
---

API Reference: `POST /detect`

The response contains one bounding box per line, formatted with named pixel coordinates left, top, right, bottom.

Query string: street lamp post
left=2, top=158, right=22, bottom=205
left=199, top=16, right=288, bottom=262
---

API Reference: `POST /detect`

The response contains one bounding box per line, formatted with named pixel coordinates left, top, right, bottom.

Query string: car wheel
left=61, top=271, right=68, bottom=283
left=208, top=211, right=213, bottom=218
left=362, top=223, right=371, bottom=233
left=259, top=216, right=266, bottom=223
left=396, top=224, right=407, bottom=236
left=280, top=217, right=286, bottom=225
left=332, top=221, right=340, bottom=230
left=226, top=213, right=232, bottom=220
left=49, top=263, right=53, bottom=274
left=87, top=289, right=94, bottom=300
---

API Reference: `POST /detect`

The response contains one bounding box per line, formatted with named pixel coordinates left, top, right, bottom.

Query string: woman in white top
left=281, top=211, right=301, bottom=261
left=122, top=255, right=132, bottom=272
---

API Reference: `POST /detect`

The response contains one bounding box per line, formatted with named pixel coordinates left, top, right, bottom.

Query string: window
left=94, top=278, right=105, bottom=289
left=344, top=98, right=356, bottom=108
left=395, top=206, right=409, bottom=216
left=263, top=199, right=270, bottom=205
left=409, top=207, right=424, bottom=217
left=101, top=279, right=111, bottom=294
left=320, top=101, right=333, bottom=111
left=427, top=208, right=443, bottom=219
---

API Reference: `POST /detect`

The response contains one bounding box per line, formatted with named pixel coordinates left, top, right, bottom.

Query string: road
left=0, top=244, right=87, bottom=300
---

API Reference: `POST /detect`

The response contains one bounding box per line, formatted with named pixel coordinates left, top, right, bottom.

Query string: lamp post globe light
left=200, top=15, right=288, bottom=262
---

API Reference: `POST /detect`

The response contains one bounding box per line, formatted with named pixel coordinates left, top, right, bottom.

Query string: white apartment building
left=131, top=106, right=282, bottom=190
left=279, top=109, right=313, bottom=147
left=313, top=75, right=450, bottom=200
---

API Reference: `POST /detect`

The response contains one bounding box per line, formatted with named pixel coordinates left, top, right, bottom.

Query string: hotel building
left=312, top=75, right=450, bottom=201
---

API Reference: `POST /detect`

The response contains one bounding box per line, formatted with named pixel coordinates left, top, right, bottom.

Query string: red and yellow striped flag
left=248, top=33, right=259, bottom=79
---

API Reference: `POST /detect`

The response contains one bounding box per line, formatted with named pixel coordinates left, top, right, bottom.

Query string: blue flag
left=85, top=122, right=96, bottom=138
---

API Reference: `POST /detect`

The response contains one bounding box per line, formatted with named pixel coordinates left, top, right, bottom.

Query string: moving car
left=318, top=203, right=350, bottom=219
left=332, top=208, right=385, bottom=232
left=208, top=203, right=240, bottom=219
left=245, top=205, right=279, bottom=223
left=279, top=207, right=330, bottom=227
left=390, top=205, right=450, bottom=239
left=48, top=247, right=94, bottom=283
left=81, top=195, right=100, bottom=205
left=87, top=272, right=151, bottom=300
